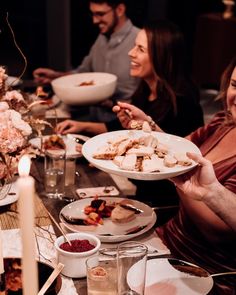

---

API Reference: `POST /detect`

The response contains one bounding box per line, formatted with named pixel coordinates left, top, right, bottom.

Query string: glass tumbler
left=86, top=252, right=118, bottom=295
left=65, top=156, right=76, bottom=186
left=44, top=149, right=66, bottom=199
left=117, top=241, right=148, bottom=295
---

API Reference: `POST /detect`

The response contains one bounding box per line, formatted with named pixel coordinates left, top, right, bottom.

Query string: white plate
left=0, top=182, right=18, bottom=206
left=6, top=76, right=23, bottom=87
left=128, top=258, right=214, bottom=295
left=29, top=134, right=89, bottom=158
left=59, top=197, right=156, bottom=243
left=29, top=94, right=61, bottom=110
left=82, top=130, right=201, bottom=180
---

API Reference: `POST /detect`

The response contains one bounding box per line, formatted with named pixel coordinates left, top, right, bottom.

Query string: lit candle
left=17, top=155, right=38, bottom=295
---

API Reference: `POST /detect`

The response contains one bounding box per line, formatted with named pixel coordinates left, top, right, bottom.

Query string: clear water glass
left=44, top=149, right=65, bottom=199
left=117, top=241, right=148, bottom=295
left=86, top=253, right=118, bottom=295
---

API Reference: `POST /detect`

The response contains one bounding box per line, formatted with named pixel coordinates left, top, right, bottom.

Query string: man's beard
left=101, top=12, right=119, bottom=38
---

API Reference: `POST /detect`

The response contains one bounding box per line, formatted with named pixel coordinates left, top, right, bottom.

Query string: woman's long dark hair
left=132, top=19, right=197, bottom=118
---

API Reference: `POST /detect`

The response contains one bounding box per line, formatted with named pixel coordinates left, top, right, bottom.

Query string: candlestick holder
left=222, top=0, right=235, bottom=19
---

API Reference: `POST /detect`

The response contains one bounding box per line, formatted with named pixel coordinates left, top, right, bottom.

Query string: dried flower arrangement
left=0, top=14, right=51, bottom=184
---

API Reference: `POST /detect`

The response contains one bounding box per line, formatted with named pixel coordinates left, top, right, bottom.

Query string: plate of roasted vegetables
left=59, top=197, right=156, bottom=242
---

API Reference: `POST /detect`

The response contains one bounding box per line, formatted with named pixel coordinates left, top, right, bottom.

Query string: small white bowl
left=54, top=232, right=101, bottom=278
left=51, top=72, right=117, bottom=105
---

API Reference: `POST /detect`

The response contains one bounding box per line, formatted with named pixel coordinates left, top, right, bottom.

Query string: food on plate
left=142, top=154, right=162, bottom=172
left=79, top=197, right=140, bottom=225
left=60, top=239, right=95, bottom=253
left=83, top=198, right=115, bottom=225
left=163, top=154, right=177, bottom=168
left=4, top=258, right=58, bottom=294
left=174, top=152, right=192, bottom=166
left=43, top=134, right=66, bottom=150
left=92, top=133, right=192, bottom=172
left=77, top=80, right=95, bottom=87
left=111, top=204, right=136, bottom=223
left=5, top=258, right=22, bottom=291
left=36, top=86, right=49, bottom=98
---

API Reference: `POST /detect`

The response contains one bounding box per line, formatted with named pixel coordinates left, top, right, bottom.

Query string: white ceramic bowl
left=54, top=232, right=101, bottom=278
left=51, top=72, right=117, bottom=105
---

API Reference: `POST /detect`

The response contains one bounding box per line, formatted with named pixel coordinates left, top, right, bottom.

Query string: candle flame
left=18, top=155, right=31, bottom=176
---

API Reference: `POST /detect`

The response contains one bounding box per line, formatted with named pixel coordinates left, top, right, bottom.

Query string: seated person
left=56, top=20, right=203, bottom=137
left=115, top=55, right=236, bottom=294
left=33, top=0, right=140, bottom=122
left=56, top=20, right=204, bottom=222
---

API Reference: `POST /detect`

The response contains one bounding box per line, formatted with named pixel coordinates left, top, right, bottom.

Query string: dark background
left=1, top=0, right=235, bottom=88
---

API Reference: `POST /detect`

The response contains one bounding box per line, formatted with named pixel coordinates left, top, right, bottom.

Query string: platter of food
left=29, top=133, right=89, bottom=157
left=59, top=197, right=157, bottom=243
left=82, top=130, right=201, bottom=180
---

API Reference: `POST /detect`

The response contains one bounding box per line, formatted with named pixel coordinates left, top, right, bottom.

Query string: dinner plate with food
left=29, top=133, right=89, bottom=157
left=82, top=130, right=201, bottom=180
left=59, top=197, right=157, bottom=243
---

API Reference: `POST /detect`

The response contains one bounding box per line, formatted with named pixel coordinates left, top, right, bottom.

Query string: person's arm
left=171, top=152, right=236, bottom=231
left=113, top=101, right=164, bottom=132
left=56, top=119, right=107, bottom=135
left=33, top=68, right=72, bottom=84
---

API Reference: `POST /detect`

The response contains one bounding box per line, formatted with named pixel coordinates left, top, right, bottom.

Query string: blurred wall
left=1, top=0, right=232, bottom=86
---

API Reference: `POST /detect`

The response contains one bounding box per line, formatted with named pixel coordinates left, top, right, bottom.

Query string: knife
left=119, top=203, right=143, bottom=214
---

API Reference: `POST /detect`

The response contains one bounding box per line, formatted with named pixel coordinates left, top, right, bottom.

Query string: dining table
left=0, top=154, right=170, bottom=295
left=0, top=85, right=170, bottom=294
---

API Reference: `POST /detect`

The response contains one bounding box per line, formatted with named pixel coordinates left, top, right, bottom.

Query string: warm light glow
left=18, top=155, right=31, bottom=176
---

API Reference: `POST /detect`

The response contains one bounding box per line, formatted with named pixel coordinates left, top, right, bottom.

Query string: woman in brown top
left=115, top=55, right=236, bottom=294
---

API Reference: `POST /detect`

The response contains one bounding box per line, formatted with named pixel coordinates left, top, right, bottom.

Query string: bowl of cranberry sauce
left=55, top=232, right=101, bottom=278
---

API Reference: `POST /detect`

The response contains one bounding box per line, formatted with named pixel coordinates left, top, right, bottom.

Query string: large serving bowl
left=54, top=232, right=101, bottom=278
left=51, top=72, right=117, bottom=105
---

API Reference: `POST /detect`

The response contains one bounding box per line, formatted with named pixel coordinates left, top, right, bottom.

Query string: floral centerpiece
left=0, top=67, right=33, bottom=184
left=0, top=66, right=49, bottom=188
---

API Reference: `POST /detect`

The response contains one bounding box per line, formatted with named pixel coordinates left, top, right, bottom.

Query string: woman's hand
left=56, top=120, right=81, bottom=135
left=113, top=101, right=148, bottom=129
left=33, top=68, right=63, bottom=84
left=170, top=152, right=220, bottom=201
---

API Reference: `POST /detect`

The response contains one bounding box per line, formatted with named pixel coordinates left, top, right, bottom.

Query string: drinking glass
left=65, top=156, right=76, bottom=186
left=117, top=241, right=148, bottom=295
left=44, top=149, right=66, bottom=199
left=86, top=252, right=118, bottom=295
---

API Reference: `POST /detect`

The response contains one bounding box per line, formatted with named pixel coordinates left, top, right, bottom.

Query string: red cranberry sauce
left=60, top=239, right=95, bottom=253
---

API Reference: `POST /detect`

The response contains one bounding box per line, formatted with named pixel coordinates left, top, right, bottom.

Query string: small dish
left=4, top=257, right=62, bottom=294
left=54, top=232, right=101, bottom=278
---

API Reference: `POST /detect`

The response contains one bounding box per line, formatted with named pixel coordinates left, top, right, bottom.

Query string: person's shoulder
left=127, top=19, right=140, bottom=33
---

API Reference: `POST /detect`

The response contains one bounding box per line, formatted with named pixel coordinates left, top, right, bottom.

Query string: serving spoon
left=38, top=263, right=64, bottom=295
left=166, top=258, right=236, bottom=278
